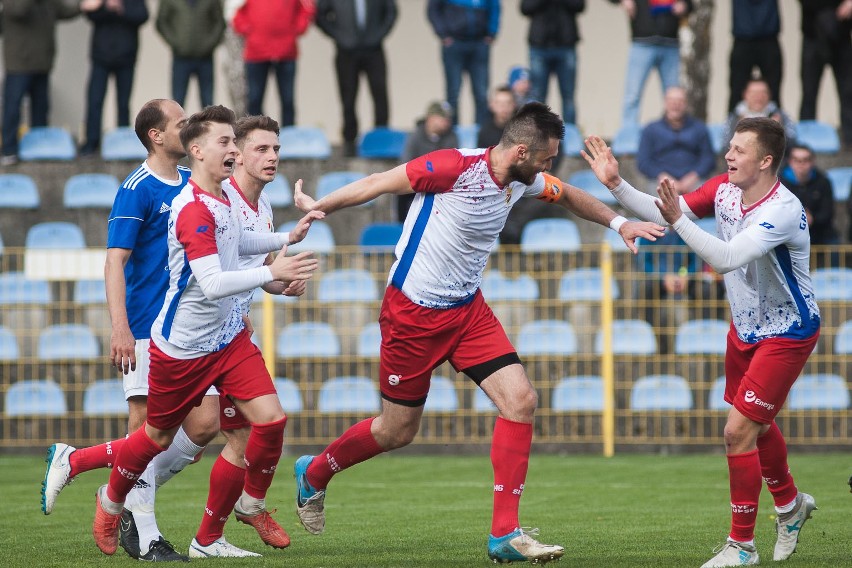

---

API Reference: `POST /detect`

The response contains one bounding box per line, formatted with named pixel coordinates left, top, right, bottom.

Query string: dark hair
left=787, top=142, right=814, bottom=157
left=498, top=101, right=564, bottom=152
left=179, top=105, right=236, bottom=153
left=234, top=115, right=280, bottom=148
left=134, top=99, right=171, bottom=153
left=734, top=117, right=786, bottom=174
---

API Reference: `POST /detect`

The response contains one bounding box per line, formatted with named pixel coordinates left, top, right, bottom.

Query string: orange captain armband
left=536, top=173, right=563, bottom=203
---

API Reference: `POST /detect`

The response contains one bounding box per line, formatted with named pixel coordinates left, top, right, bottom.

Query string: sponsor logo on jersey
left=159, top=202, right=171, bottom=214
left=196, top=225, right=209, bottom=233
left=743, top=390, right=775, bottom=410
left=759, top=221, right=775, bottom=230
left=426, top=160, right=434, bottom=172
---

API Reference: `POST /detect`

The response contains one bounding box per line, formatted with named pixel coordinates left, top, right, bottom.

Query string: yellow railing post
left=262, top=293, right=276, bottom=379
left=600, top=242, right=615, bottom=457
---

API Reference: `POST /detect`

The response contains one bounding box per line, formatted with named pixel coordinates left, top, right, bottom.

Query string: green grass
left=2, top=452, right=850, bottom=567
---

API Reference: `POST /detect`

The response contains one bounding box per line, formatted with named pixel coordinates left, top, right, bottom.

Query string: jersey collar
left=740, top=178, right=780, bottom=214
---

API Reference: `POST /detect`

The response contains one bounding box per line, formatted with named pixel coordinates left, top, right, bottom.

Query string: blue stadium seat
left=788, top=374, right=850, bottom=410
left=474, top=387, right=496, bottom=412
left=274, top=377, right=304, bottom=413
left=0, top=326, right=20, bottom=361
left=277, top=219, right=335, bottom=253
left=359, top=222, right=403, bottom=251
left=5, top=380, right=67, bottom=416
left=316, top=171, right=368, bottom=203
left=74, top=280, right=107, bottom=304
left=38, top=324, right=101, bottom=360
left=0, top=174, right=40, bottom=208
left=63, top=173, right=119, bottom=208
left=552, top=376, right=604, bottom=411
left=481, top=270, right=539, bottom=301
left=83, top=380, right=128, bottom=416
left=795, top=120, right=840, bottom=154
left=318, top=269, right=378, bottom=303
left=562, top=123, right=584, bottom=156
left=611, top=124, right=641, bottom=155
left=318, top=376, right=380, bottom=413
left=707, top=123, right=726, bottom=154
left=424, top=375, right=459, bottom=413
left=358, top=127, right=408, bottom=159
left=19, top=127, right=76, bottom=161
left=674, top=318, right=729, bottom=355
left=630, top=374, right=693, bottom=410
left=811, top=267, right=852, bottom=301
left=707, top=376, right=731, bottom=411
left=277, top=321, right=341, bottom=358
left=278, top=126, right=332, bottom=159
left=520, top=218, right=581, bottom=252
left=834, top=320, right=852, bottom=354
left=0, top=272, right=51, bottom=304
left=100, top=127, right=147, bottom=161
left=454, top=124, right=480, bottom=149
left=594, top=319, right=657, bottom=355
left=25, top=221, right=86, bottom=249
left=356, top=322, right=382, bottom=358
left=264, top=173, right=293, bottom=208
left=826, top=167, right=852, bottom=201
left=558, top=268, right=620, bottom=301
left=568, top=170, right=617, bottom=205
left=516, top=319, right=577, bottom=356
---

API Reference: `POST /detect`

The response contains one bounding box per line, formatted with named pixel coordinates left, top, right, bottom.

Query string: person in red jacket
left=233, top=0, right=316, bottom=126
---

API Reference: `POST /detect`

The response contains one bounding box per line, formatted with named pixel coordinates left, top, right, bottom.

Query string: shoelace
left=150, top=538, right=179, bottom=555
left=517, top=527, right=541, bottom=543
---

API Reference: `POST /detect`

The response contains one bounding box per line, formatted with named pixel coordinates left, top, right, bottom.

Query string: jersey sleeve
left=683, top=173, right=728, bottom=219
left=106, top=183, right=147, bottom=249
left=175, top=201, right=219, bottom=261
left=405, top=149, right=464, bottom=193
left=741, top=200, right=806, bottom=255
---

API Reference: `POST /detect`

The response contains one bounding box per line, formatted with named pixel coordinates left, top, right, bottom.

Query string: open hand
left=293, top=179, right=317, bottom=213
left=288, top=209, right=325, bottom=244
left=655, top=178, right=683, bottom=225
left=268, top=248, right=319, bottom=283
left=618, top=220, right=666, bottom=254
left=581, top=136, right=622, bottom=190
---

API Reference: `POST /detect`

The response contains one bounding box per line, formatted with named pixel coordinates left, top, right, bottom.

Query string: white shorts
left=124, top=338, right=219, bottom=399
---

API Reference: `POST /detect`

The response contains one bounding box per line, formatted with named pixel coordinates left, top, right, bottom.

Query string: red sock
left=106, top=427, right=166, bottom=503
left=195, top=455, right=246, bottom=546
left=757, top=422, right=798, bottom=507
left=490, top=417, right=532, bottom=537
left=69, top=438, right=126, bottom=475
left=727, top=449, right=761, bottom=542
left=242, top=416, right=287, bottom=499
left=307, top=417, right=384, bottom=490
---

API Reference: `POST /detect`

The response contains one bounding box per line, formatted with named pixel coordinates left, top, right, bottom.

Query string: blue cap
left=508, top=66, right=529, bottom=88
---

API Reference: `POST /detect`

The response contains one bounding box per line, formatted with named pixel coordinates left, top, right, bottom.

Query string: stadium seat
left=568, top=170, right=617, bottom=205
left=356, top=322, right=382, bottom=358
left=277, top=219, right=335, bottom=253
left=788, top=374, right=850, bottom=410
left=795, top=120, right=840, bottom=154
left=273, top=377, right=304, bottom=413
left=454, top=124, right=480, bottom=149
left=424, top=375, right=459, bottom=412
left=520, top=218, right=581, bottom=252
left=473, top=387, right=496, bottom=412
left=594, top=319, right=657, bottom=355
left=480, top=270, right=539, bottom=301
left=357, top=127, right=408, bottom=159
left=74, top=280, right=107, bottom=304
left=318, top=269, right=378, bottom=303
left=359, top=222, right=403, bottom=252
left=38, top=324, right=101, bottom=360
left=278, top=126, right=332, bottom=159
left=83, top=380, right=128, bottom=416
left=277, top=321, right=341, bottom=358
left=674, top=318, right=729, bottom=355
left=558, top=268, right=620, bottom=301
left=834, top=320, right=852, bottom=354
left=63, top=173, right=119, bottom=208
left=826, top=167, right=852, bottom=202
left=264, top=173, right=293, bottom=208
left=516, top=319, right=577, bottom=356
left=611, top=124, right=641, bottom=155
left=0, top=272, right=51, bottom=304
left=25, top=221, right=86, bottom=249
left=100, top=127, right=147, bottom=161
left=316, top=171, right=368, bottom=203
left=694, top=216, right=717, bottom=235
left=0, top=326, right=20, bottom=361
left=552, top=376, right=605, bottom=411
left=0, top=174, right=40, bottom=209
left=707, top=122, right=726, bottom=154
left=630, top=374, right=693, bottom=410
left=811, top=267, right=852, bottom=301
left=19, top=127, right=76, bottom=161
left=5, top=380, right=67, bottom=416
left=317, top=375, right=380, bottom=413
left=707, top=376, right=730, bottom=411
left=562, top=123, right=584, bottom=156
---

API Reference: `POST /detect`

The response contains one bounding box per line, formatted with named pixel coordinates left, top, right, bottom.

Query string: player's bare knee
left=498, top=386, right=538, bottom=421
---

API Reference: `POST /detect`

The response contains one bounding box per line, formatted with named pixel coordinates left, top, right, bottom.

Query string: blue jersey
left=107, top=162, right=191, bottom=339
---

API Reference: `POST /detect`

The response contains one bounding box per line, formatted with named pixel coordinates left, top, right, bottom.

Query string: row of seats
left=5, top=372, right=848, bottom=417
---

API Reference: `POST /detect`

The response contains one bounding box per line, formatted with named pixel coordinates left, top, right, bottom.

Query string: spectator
left=233, top=0, right=316, bottom=127
left=507, top=65, right=534, bottom=109
left=608, top=0, right=691, bottom=132
left=1, top=0, right=83, bottom=166
left=798, top=0, right=852, bottom=147
left=477, top=85, right=516, bottom=148
left=520, top=0, right=585, bottom=125
left=427, top=0, right=500, bottom=126
left=316, top=0, right=398, bottom=158
left=723, top=78, right=795, bottom=150
left=637, top=86, right=716, bottom=195
left=156, top=0, right=226, bottom=109
left=80, top=0, right=150, bottom=156
left=728, top=0, right=782, bottom=113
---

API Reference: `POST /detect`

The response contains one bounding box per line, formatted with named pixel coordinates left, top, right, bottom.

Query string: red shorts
left=724, top=326, right=819, bottom=424
left=147, top=329, right=275, bottom=431
left=219, top=394, right=250, bottom=430
left=378, top=286, right=516, bottom=403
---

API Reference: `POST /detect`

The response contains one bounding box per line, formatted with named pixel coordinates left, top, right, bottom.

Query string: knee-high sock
left=149, top=426, right=206, bottom=489
left=727, top=450, right=762, bottom=543
left=195, top=455, right=246, bottom=546
left=490, top=417, right=532, bottom=537
left=757, top=422, right=798, bottom=508
left=69, top=438, right=126, bottom=475
left=242, top=416, right=287, bottom=500
left=106, top=427, right=167, bottom=504
left=306, top=417, right=384, bottom=490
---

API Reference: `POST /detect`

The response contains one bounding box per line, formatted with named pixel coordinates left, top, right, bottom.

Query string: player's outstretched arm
left=294, top=165, right=412, bottom=214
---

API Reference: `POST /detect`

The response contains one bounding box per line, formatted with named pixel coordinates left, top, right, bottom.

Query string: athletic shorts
left=123, top=338, right=151, bottom=399
left=146, top=329, right=275, bottom=431
left=219, top=393, right=250, bottom=430
left=378, top=286, right=517, bottom=405
left=724, top=325, right=819, bottom=424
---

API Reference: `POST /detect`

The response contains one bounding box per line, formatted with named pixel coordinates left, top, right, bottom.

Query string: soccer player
left=291, top=102, right=665, bottom=564
left=582, top=117, right=819, bottom=568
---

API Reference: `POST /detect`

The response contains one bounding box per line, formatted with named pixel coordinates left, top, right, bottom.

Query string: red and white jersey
left=684, top=174, right=820, bottom=342
left=392, top=148, right=562, bottom=308
left=222, top=177, right=274, bottom=315
left=152, top=180, right=245, bottom=358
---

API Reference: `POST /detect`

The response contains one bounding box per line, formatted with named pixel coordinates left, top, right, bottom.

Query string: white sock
left=97, top=485, right=123, bottom=515
left=775, top=495, right=798, bottom=515
left=236, top=491, right=265, bottom=515
left=729, top=537, right=755, bottom=548
left=125, top=464, right=161, bottom=556
left=152, top=426, right=205, bottom=489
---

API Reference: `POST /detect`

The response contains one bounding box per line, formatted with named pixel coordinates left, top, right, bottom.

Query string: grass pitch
left=2, top=451, right=850, bottom=567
